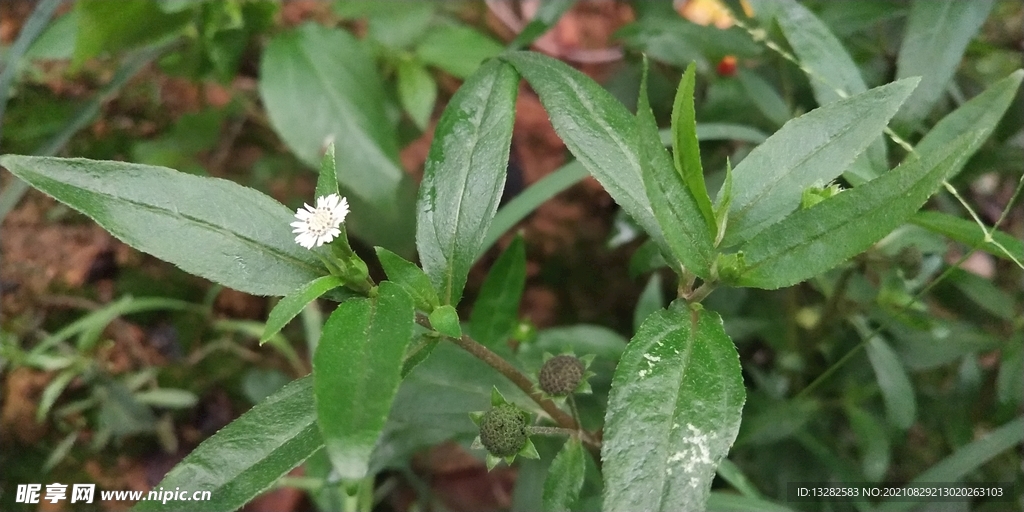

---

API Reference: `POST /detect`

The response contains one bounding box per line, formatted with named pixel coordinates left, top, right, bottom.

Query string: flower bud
left=539, top=355, right=584, bottom=397
left=478, top=403, right=528, bottom=457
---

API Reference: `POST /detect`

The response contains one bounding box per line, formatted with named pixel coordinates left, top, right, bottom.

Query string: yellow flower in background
left=675, top=0, right=753, bottom=29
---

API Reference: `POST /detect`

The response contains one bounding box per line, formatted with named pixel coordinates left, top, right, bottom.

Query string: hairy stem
left=527, top=426, right=576, bottom=437
left=414, top=313, right=600, bottom=448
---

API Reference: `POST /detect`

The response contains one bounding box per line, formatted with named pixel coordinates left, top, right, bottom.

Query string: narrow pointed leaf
left=863, top=328, right=917, bottom=430
left=603, top=304, right=745, bottom=512
left=671, top=62, right=716, bottom=235
left=894, top=0, right=995, bottom=127
left=375, top=247, right=440, bottom=312
left=877, top=415, right=1024, bottom=512
left=774, top=0, right=867, bottom=104
left=415, top=59, right=519, bottom=305
left=733, top=131, right=980, bottom=289
left=396, top=59, right=437, bottom=131
left=0, top=155, right=326, bottom=296
left=633, top=273, right=664, bottom=334
left=501, top=52, right=670, bottom=262
left=482, top=161, right=588, bottom=258
left=315, top=142, right=339, bottom=199
left=910, top=69, right=1024, bottom=179
left=714, top=159, right=734, bottom=246
left=469, top=235, right=526, bottom=347
left=722, top=79, right=918, bottom=247
left=737, top=69, right=791, bottom=127
left=773, top=0, right=887, bottom=181
left=637, top=62, right=713, bottom=275
left=542, top=438, right=586, bottom=512
left=313, top=282, right=415, bottom=480
left=261, top=276, right=344, bottom=344
left=910, top=211, right=1023, bottom=263
left=846, top=406, right=891, bottom=482
left=508, top=0, right=575, bottom=50
left=133, top=377, right=322, bottom=512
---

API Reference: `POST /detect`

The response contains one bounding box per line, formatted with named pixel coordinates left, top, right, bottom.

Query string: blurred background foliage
left=0, top=0, right=1021, bottom=510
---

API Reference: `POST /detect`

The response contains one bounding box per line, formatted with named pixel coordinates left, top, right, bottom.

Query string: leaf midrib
left=729, top=113, right=862, bottom=238
left=36, top=175, right=323, bottom=276
left=741, top=149, right=953, bottom=278
left=440, top=69, right=504, bottom=303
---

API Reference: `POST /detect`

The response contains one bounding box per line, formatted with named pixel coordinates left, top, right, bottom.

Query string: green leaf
left=315, top=141, right=339, bottom=199
left=629, top=239, right=669, bottom=278
left=133, top=377, right=322, bottom=512
left=428, top=305, right=462, bottom=338
left=736, top=69, right=790, bottom=127
left=602, top=304, right=745, bottom=512
left=355, top=2, right=435, bottom=49
left=0, top=155, right=325, bottom=296
left=721, top=79, right=918, bottom=247
left=98, top=380, right=155, bottom=437
left=542, top=438, right=586, bottom=512
left=876, top=415, right=1024, bottom=512
left=945, top=267, right=1016, bottom=320
left=715, top=459, right=765, bottom=500
left=0, top=0, right=63, bottom=128
left=910, top=211, right=1023, bottom=263
left=845, top=406, right=890, bottom=482
left=415, top=59, right=518, bottom=305
left=772, top=0, right=887, bottom=182
left=313, top=282, right=415, bottom=480
left=732, top=131, right=980, bottom=290
left=1, top=45, right=160, bottom=223
left=636, top=60, right=714, bottom=275
left=501, top=52, right=670, bottom=267
left=774, top=0, right=867, bottom=104
left=481, top=161, right=588, bottom=258
left=735, top=398, right=818, bottom=447
left=262, top=276, right=344, bottom=344
left=508, top=0, right=575, bottom=50
left=997, top=338, right=1023, bottom=407
left=671, top=62, right=716, bottom=236
left=714, top=159, right=734, bottom=245
left=911, top=69, right=1024, bottom=180
left=37, top=369, right=77, bottom=422
left=894, top=0, right=995, bottom=128
left=400, top=334, right=439, bottom=378
left=260, top=24, right=416, bottom=255
left=374, top=247, right=440, bottom=312
left=633, top=273, right=664, bottom=333
left=415, top=22, right=504, bottom=79
left=861, top=325, right=917, bottom=430
left=706, top=492, right=797, bottom=512
left=73, top=0, right=191, bottom=64
left=658, top=125, right=769, bottom=147
left=396, top=59, right=437, bottom=131
left=133, top=388, right=199, bottom=409
left=469, top=235, right=526, bottom=347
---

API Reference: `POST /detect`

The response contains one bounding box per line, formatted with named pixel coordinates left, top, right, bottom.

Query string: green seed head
left=479, top=403, right=527, bottom=457
left=539, top=355, right=584, bottom=396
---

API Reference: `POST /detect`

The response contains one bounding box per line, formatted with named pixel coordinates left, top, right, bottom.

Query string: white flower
left=291, top=194, right=349, bottom=249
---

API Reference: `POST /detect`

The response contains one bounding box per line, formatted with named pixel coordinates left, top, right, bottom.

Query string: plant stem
left=567, top=394, right=582, bottom=434
left=683, top=280, right=715, bottom=303
left=527, top=426, right=576, bottom=437
left=414, top=313, right=600, bottom=448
